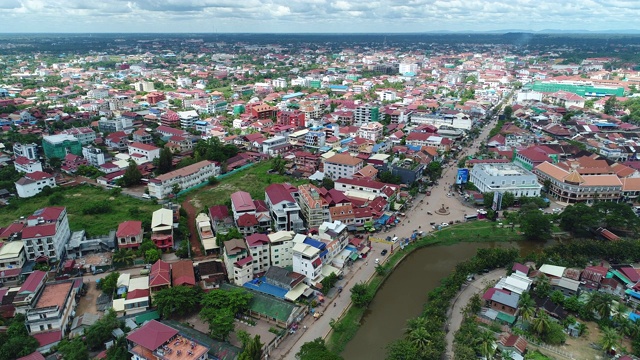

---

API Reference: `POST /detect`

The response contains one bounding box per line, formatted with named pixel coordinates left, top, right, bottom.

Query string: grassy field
left=0, top=185, right=160, bottom=236
left=427, top=220, right=524, bottom=244
left=188, top=161, right=308, bottom=210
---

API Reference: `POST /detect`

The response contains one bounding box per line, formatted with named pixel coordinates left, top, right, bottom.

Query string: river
left=341, top=240, right=546, bottom=360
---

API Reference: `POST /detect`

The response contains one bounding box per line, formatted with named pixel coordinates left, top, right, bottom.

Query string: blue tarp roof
left=406, top=144, right=422, bottom=151
left=303, top=237, right=326, bottom=250
left=630, top=312, right=640, bottom=322
left=376, top=214, right=390, bottom=225
left=243, top=277, right=288, bottom=299
left=329, top=85, right=348, bottom=90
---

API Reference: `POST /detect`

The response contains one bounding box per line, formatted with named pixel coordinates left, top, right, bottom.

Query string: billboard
left=492, top=192, right=503, bottom=211
left=456, top=168, right=469, bottom=185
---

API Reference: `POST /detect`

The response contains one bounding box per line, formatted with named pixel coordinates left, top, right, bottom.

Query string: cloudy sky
left=0, top=0, right=638, bottom=33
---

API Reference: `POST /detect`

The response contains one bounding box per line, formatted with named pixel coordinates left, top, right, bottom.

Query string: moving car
left=381, top=249, right=388, bottom=256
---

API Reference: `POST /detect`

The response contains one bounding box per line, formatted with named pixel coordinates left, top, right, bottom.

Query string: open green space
left=426, top=221, right=524, bottom=244
left=188, top=161, right=308, bottom=209
left=0, top=185, right=160, bottom=236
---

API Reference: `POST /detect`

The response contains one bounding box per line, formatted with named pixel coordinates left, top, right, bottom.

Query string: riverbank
left=326, top=221, right=524, bottom=354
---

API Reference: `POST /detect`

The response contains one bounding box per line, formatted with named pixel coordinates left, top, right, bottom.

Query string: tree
left=559, top=203, right=598, bottom=237
left=501, top=192, right=515, bottom=208
left=589, top=292, right=614, bottom=320
left=202, top=308, right=235, bottom=341
left=145, top=248, right=161, bottom=263
left=406, top=326, right=431, bottom=353
left=296, top=338, right=343, bottom=360
left=518, top=292, right=536, bottom=322
left=238, top=334, right=263, bottom=360
left=532, top=311, right=551, bottom=336
left=0, top=314, right=39, bottom=360
left=271, top=155, right=286, bottom=175
left=320, top=272, right=338, bottom=295
left=535, top=274, right=551, bottom=298
left=172, top=183, right=181, bottom=196
left=321, top=177, right=334, bottom=190
left=604, top=95, right=618, bottom=115
left=550, top=290, right=565, bottom=305
left=599, top=326, right=621, bottom=354
left=386, top=339, right=420, bottom=360
left=85, top=309, right=120, bottom=350
left=57, top=339, right=88, bottom=360
left=476, top=331, right=496, bottom=359
left=379, top=171, right=401, bottom=185
left=120, top=161, right=142, bottom=187
left=157, top=147, right=173, bottom=175
left=503, top=105, right=513, bottom=120
left=154, top=286, right=202, bottom=318
left=350, top=282, right=372, bottom=307
left=200, top=288, right=253, bottom=314
left=112, top=249, right=136, bottom=266
left=424, top=161, right=442, bottom=181
left=106, top=337, right=130, bottom=360
left=98, top=272, right=120, bottom=296
left=138, top=240, right=157, bottom=258
left=519, top=205, right=551, bottom=241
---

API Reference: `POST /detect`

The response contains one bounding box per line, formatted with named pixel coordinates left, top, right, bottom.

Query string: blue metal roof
left=282, top=92, right=304, bottom=100
left=303, top=237, right=326, bottom=250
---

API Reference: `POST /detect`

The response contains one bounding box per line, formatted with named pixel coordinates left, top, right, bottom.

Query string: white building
left=0, top=241, right=26, bottom=271
left=82, top=146, right=106, bottom=166
left=265, top=183, right=305, bottom=233
left=261, top=136, right=288, bottom=155
left=14, top=156, right=43, bottom=173
left=15, top=171, right=57, bottom=198
left=21, top=207, right=71, bottom=262
left=271, top=78, right=288, bottom=89
left=223, top=238, right=253, bottom=285
left=98, top=116, right=133, bottom=133
left=176, top=77, right=193, bottom=88
left=410, top=112, right=472, bottom=131
left=148, top=160, right=219, bottom=199
left=470, top=163, right=542, bottom=197
left=26, top=280, right=77, bottom=338
left=354, top=105, right=379, bottom=125
left=399, top=63, right=418, bottom=75
left=246, top=234, right=271, bottom=276
left=357, top=122, right=384, bottom=142
left=132, top=81, right=155, bottom=92
left=13, top=142, right=38, bottom=160
left=292, top=241, right=322, bottom=285
left=127, top=142, right=160, bottom=165
left=268, top=231, right=295, bottom=268
left=178, top=110, right=199, bottom=129
left=87, top=88, right=109, bottom=99
left=324, top=153, right=364, bottom=181
left=60, top=127, right=96, bottom=145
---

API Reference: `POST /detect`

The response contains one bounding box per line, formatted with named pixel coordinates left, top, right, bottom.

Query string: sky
left=1, top=0, right=639, bottom=33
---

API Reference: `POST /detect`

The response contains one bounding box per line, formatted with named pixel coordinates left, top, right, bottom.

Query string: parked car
left=441, top=222, right=449, bottom=227
left=381, top=249, right=388, bottom=256
left=92, top=269, right=105, bottom=275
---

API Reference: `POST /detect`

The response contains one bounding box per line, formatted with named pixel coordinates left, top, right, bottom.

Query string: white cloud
left=0, top=0, right=637, bottom=32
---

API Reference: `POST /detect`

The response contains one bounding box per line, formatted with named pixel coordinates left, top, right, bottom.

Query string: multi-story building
left=470, top=163, right=542, bottom=197
left=268, top=231, right=295, bottom=268
left=127, top=320, right=210, bottom=360
left=132, top=129, right=153, bottom=144
left=178, top=110, right=199, bottom=129
left=15, top=171, right=57, bottom=198
left=223, top=238, right=253, bottom=285
left=82, top=146, right=106, bottom=166
left=116, top=220, right=143, bottom=250
left=0, top=241, right=26, bottom=271
left=249, top=103, right=276, bottom=120
left=151, top=208, right=174, bottom=250
left=128, top=142, right=161, bottom=165
left=131, top=81, right=155, bottom=92
left=148, top=160, right=219, bottom=199
left=534, top=161, right=623, bottom=204
left=261, top=136, right=289, bottom=156
left=324, top=153, right=364, bottom=181
left=60, top=127, right=96, bottom=145
left=357, top=122, right=384, bottom=142
left=98, top=116, right=133, bottom=133
left=277, top=110, right=305, bottom=128
left=334, top=177, right=398, bottom=201
left=299, top=100, right=324, bottom=121
left=317, top=220, right=349, bottom=265
left=297, top=184, right=330, bottom=228
left=14, top=156, right=43, bottom=173
left=13, top=142, right=38, bottom=160
left=230, top=191, right=256, bottom=220
left=160, top=110, right=180, bottom=127
left=246, top=234, right=271, bottom=276
left=399, top=63, right=418, bottom=75
left=292, top=241, right=322, bottom=285
left=42, top=134, right=82, bottom=159
left=353, top=104, right=379, bottom=125
left=265, top=183, right=304, bottom=233
left=87, top=88, right=109, bottom=99
left=21, top=207, right=71, bottom=262
left=25, top=280, right=77, bottom=338
left=305, top=131, right=326, bottom=150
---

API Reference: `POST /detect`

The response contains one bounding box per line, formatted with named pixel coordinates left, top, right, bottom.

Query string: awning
left=360, top=246, right=370, bottom=255
left=303, top=287, right=315, bottom=297
left=285, top=283, right=310, bottom=301
left=322, top=264, right=341, bottom=278
left=349, top=252, right=359, bottom=261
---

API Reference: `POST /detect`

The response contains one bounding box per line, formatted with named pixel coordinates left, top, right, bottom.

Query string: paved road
left=444, top=269, right=506, bottom=359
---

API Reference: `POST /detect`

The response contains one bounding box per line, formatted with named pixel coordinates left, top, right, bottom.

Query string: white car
left=441, top=222, right=449, bottom=227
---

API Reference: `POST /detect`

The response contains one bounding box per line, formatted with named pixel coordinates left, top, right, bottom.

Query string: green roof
left=611, top=269, right=632, bottom=285
left=135, top=310, right=160, bottom=324
left=349, top=252, right=359, bottom=261
left=221, top=284, right=298, bottom=323
left=497, top=312, right=516, bottom=325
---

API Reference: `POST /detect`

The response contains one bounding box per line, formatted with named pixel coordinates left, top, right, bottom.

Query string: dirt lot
left=562, top=320, right=632, bottom=359
left=75, top=280, right=102, bottom=317
left=180, top=313, right=276, bottom=348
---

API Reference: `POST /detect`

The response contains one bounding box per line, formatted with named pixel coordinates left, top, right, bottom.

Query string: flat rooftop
left=35, top=281, right=72, bottom=309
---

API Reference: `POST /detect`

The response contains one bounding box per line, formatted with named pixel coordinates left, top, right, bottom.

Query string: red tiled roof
left=171, top=260, right=196, bottom=286
left=126, top=289, right=150, bottom=300
left=230, top=191, right=256, bottom=212
left=265, top=183, right=296, bottom=205
left=209, top=205, right=229, bottom=220
left=129, top=142, right=159, bottom=152
left=116, top=220, right=142, bottom=238
left=21, top=223, right=56, bottom=239
left=126, top=320, right=178, bottom=351
left=149, top=260, right=171, bottom=287
left=32, top=330, right=62, bottom=347
left=246, top=233, right=269, bottom=247
left=236, top=213, right=258, bottom=227
left=0, top=222, right=25, bottom=239
left=17, top=352, right=45, bottom=360
left=235, top=255, right=253, bottom=267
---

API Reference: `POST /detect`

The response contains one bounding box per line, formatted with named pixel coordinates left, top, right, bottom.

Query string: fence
left=522, top=334, right=576, bottom=360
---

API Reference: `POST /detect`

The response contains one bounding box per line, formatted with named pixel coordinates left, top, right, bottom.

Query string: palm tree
left=599, top=326, right=621, bottom=355
left=592, top=293, right=614, bottom=320
left=532, top=312, right=551, bottom=336
left=404, top=317, right=428, bottom=336
left=112, top=249, right=136, bottom=266
left=577, top=322, right=588, bottom=337
left=518, top=292, right=535, bottom=322
left=500, top=348, right=515, bottom=360
left=406, top=326, right=431, bottom=353
left=475, top=331, right=496, bottom=359
left=612, top=302, right=628, bottom=325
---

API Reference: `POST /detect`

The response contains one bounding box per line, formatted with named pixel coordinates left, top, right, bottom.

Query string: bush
left=83, top=202, right=112, bottom=215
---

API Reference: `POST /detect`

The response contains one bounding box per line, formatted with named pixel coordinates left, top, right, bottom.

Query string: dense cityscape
left=2, top=31, right=640, bottom=360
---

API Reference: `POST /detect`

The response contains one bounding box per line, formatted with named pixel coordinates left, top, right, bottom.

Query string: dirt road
left=445, top=269, right=506, bottom=359
left=181, top=193, right=205, bottom=257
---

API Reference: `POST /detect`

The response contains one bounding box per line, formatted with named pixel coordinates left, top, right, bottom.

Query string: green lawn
left=428, top=221, right=524, bottom=244
left=0, top=185, right=160, bottom=236
left=188, top=161, right=308, bottom=210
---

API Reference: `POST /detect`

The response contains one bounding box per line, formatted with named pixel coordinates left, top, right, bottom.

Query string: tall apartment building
left=148, top=160, right=219, bottom=199
left=60, top=127, right=96, bottom=145
left=246, top=234, right=271, bottom=276
left=131, top=81, right=155, bottom=92
left=297, top=184, right=330, bottom=228
left=268, top=231, right=295, bottom=268
left=21, top=207, right=71, bottom=262
left=277, top=110, right=305, bottom=128
left=98, top=116, right=133, bottom=133
left=324, top=153, right=364, bottom=181
left=13, top=142, right=38, bottom=160
left=223, top=238, right=253, bottom=285
left=265, top=184, right=304, bottom=233
left=42, top=134, right=82, bottom=159
left=82, top=146, right=106, bottom=166
left=353, top=104, right=379, bottom=125
left=160, top=110, right=180, bottom=127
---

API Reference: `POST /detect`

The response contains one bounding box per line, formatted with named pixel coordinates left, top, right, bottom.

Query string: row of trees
left=559, top=202, right=640, bottom=237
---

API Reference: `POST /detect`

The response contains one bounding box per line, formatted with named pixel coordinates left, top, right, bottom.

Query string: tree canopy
left=154, top=286, right=203, bottom=318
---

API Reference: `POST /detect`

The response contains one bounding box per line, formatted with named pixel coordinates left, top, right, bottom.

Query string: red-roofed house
left=246, top=234, right=270, bottom=276
left=498, top=333, right=528, bottom=357
left=32, top=330, right=62, bottom=353
left=149, top=260, right=171, bottom=292
left=265, top=183, right=304, bottom=232
left=15, top=171, right=56, bottom=198
left=208, top=205, right=234, bottom=235
left=128, top=142, right=160, bottom=165
left=116, top=220, right=143, bottom=250
left=13, top=270, right=48, bottom=313
left=127, top=320, right=179, bottom=354
left=14, top=156, right=43, bottom=173
left=230, top=191, right=256, bottom=220
left=21, top=207, right=70, bottom=262
left=17, top=352, right=46, bottom=360
left=127, top=320, right=210, bottom=360
left=223, top=239, right=252, bottom=285
left=171, top=260, right=196, bottom=286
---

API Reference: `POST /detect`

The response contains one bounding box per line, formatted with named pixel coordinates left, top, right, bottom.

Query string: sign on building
left=492, top=192, right=503, bottom=211
left=456, top=168, right=469, bottom=185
